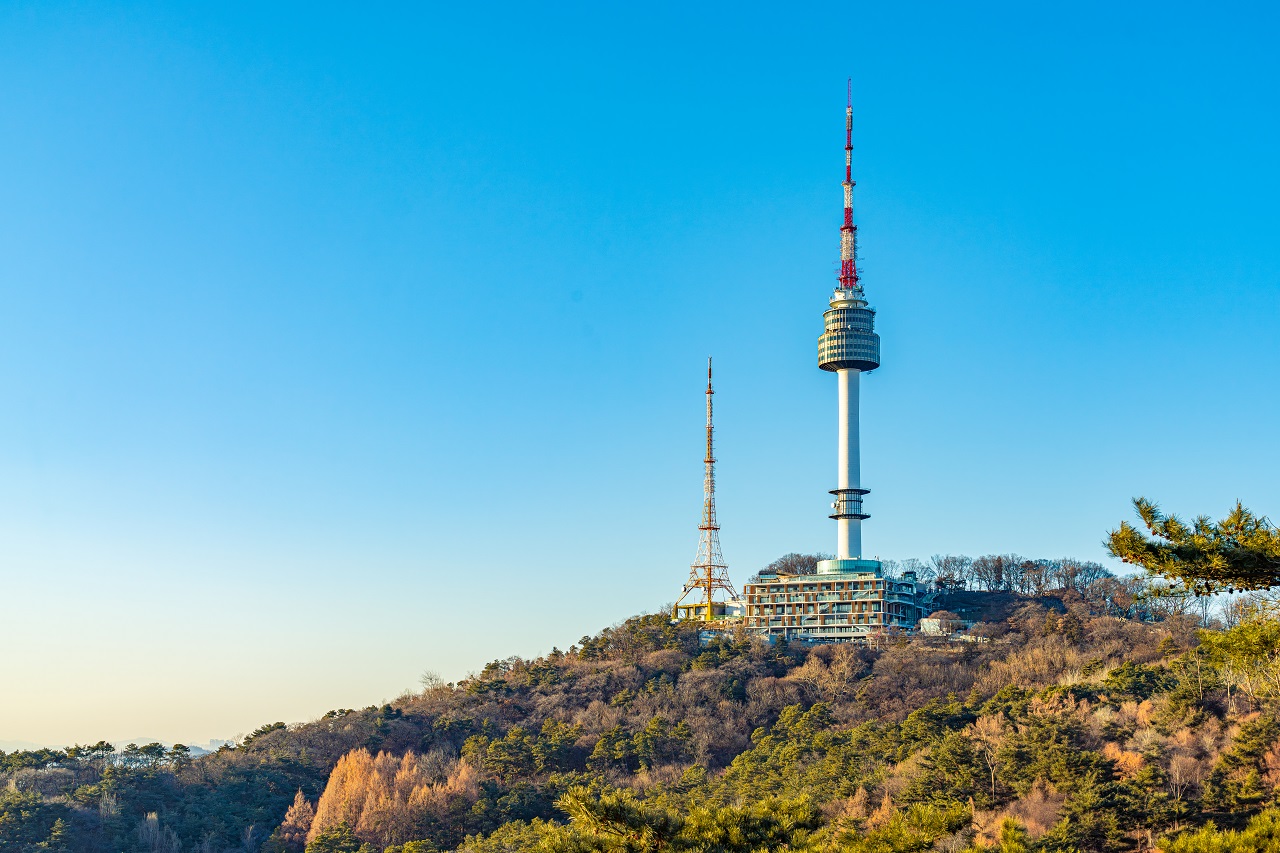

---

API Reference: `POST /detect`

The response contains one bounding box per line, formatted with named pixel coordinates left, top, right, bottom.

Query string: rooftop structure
left=672, top=359, right=739, bottom=622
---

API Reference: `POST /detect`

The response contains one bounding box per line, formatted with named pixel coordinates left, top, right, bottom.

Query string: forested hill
left=6, top=589, right=1280, bottom=852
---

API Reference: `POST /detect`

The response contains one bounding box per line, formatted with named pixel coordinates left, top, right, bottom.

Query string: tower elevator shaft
left=837, top=367, right=861, bottom=559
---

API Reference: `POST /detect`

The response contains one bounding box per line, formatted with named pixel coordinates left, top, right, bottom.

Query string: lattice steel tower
left=673, top=358, right=738, bottom=619
left=818, top=85, right=880, bottom=560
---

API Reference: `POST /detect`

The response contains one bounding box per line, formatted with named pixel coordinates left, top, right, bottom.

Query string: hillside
left=5, top=594, right=1280, bottom=853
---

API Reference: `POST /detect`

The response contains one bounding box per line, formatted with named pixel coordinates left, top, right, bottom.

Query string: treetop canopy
left=1106, top=498, right=1280, bottom=594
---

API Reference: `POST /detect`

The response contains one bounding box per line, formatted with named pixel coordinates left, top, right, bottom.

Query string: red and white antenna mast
left=840, top=79, right=860, bottom=291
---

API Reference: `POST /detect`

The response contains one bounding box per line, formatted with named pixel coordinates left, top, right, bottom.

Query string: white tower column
left=837, top=367, right=861, bottom=559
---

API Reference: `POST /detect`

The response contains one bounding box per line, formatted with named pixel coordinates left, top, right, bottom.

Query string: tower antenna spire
left=673, top=357, right=738, bottom=621
left=840, top=78, right=859, bottom=291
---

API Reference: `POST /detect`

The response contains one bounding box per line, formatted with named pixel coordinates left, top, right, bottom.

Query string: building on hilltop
left=919, top=610, right=969, bottom=636
left=743, top=565, right=926, bottom=643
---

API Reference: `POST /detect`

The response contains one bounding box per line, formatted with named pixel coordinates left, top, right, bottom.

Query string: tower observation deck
left=819, top=86, right=880, bottom=565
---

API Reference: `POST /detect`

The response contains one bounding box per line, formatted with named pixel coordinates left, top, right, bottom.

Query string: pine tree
left=1107, top=499, right=1280, bottom=593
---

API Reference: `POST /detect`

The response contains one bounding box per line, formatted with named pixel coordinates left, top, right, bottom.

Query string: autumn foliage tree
left=272, top=790, right=315, bottom=851
left=307, top=749, right=480, bottom=849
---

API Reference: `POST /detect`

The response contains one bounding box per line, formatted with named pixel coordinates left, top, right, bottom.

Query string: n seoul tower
left=817, top=84, right=880, bottom=561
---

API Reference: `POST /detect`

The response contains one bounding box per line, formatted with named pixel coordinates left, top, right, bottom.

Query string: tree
left=305, top=823, right=375, bottom=853
left=1050, top=558, right=1112, bottom=594
left=556, top=785, right=681, bottom=851
left=905, top=731, right=991, bottom=809
left=1107, top=498, right=1280, bottom=594
left=993, top=817, right=1030, bottom=853
left=973, top=554, right=1022, bottom=591
left=1197, top=616, right=1280, bottom=707
left=308, top=748, right=480, bottom=849
left=1084, top=574, right=1144, bottom=618
left=167, top=744, right=192, bottom=769
left=901, top=557, right=935, bottom=584
left=1162, top=809, right=1280, bottom=852
left=794, top=644, right=867, bottom=703
left=0, top=790, right=72, bottom=851
left=931, top=554, right=973, bottom=589
left=276, top=790, right=316, bottom=852
left=419, top=670, right=448, bottom=693
left=631, top=718, right=692, bottom=770
left=122, top=742, right=167, bottom=769
left=971, top=714, right=1008, bottom=803
left=1016, top=560, right=1050, bottom=595
left=760, top=553, right=831, bottom=576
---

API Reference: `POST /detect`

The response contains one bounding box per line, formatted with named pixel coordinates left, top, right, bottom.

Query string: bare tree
left=1017, top=560, right=1049, bottom=595
left=137, top=814, right=181, bottom=853
left=420, top=670, right=449, bottom=694
left=900, top=558, right=935, bottom=584
left=1141, top=581, right=1197, bottom=620
left=761, top=553, right=832, bottom=576
left=1167, top=753, right=1204, bottom=806
left=1053, top=558, right=1112, bottom=594
left=1085, top=575, right=1144, bottom=618
left=971, top=713, right=1007, bottom=802
left=1222, top=595, right=1253, bottom=628
left=794, top=644, right=867, bottom=703
left=972, top=555, right=1022, bottom=591
left=931, top=555, right=973, bottom=590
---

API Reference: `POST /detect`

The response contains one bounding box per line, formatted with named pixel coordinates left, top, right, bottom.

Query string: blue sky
left=2, top=1, right=1277, bottom=747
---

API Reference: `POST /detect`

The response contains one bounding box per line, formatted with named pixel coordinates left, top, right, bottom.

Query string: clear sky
left=2, top=1, right=1277, bottom=748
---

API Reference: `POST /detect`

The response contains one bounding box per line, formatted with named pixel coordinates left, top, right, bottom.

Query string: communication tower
left=740, top=85, right=925, bottom=644
left=817, top=82, right=881, bottom=568
left=673, top=358, right=739, bottom=621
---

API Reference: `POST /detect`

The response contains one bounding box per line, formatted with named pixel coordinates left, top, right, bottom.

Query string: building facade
left=673, top=600, right=744, bottom=622
left=742, top=561, right=925, bottom=643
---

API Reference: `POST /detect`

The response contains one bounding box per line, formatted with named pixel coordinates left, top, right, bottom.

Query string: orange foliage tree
left=306, top=748, right=479, bottom=848
left=276, top=790, right=315, bottom=851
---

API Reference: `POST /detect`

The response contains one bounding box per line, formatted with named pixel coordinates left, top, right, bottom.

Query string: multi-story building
left=743, top=563, right=925, bottom=643
left=672, top=600, right=744, bottom=622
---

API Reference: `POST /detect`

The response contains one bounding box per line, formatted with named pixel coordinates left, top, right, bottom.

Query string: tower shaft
left=837, top=368, right=861, bottom=559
